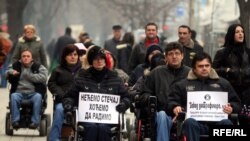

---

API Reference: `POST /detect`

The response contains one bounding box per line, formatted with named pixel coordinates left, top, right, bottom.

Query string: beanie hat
left=87, top=46, right=106, bottom=65
left=145, top=44, right=163, bottom=64
left=150, top=53, right=165, bottom=71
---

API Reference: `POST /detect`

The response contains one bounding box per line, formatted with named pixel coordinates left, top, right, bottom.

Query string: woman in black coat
left=48, top=44, right=82, bottom=141
left=213, top=23, right=250, bottom=104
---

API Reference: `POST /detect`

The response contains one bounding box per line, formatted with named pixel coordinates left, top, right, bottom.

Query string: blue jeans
left=82, top=123, right=112, bottom=141
left=156, top=111, right=173, bottom=141
left=11, top=92, right=42, bottom=124
left=49, top=103, right=64, bottom=141
left=182, top=118, right=233, bottom=141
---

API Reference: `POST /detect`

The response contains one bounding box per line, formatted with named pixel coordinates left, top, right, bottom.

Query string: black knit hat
left=145, top=44, right=163, bottom=64
left=87, top=46, right=106, bottom=65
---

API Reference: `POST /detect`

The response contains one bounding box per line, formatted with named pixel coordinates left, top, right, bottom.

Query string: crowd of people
left=1, top=22, right=250, bottom=141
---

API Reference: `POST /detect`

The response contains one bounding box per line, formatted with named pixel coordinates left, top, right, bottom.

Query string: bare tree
left=23, top=0, right=62, bottom=45
left=6, top=0, right=29, bottom=42
left=237, top=0, right=250, bottom=47
left=91, top=0, right=182, bottom=30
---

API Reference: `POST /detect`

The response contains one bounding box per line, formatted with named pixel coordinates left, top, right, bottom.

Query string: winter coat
left=168, top=69, right=241, bottom=116
left=213, top=47, right=250, bottom=89
left=179, top=39, right=203, bottom=67
left=48, top=62, right=82, bottom=103
left=11, top=36, right=48, bottom=68
left=140, top=64, right=190, bottom=112
left=64, top=67, right=130, bottom=108
left=128, top=37, right=166, bottom=73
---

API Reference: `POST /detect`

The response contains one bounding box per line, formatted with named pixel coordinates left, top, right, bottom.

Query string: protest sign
left=186, top=91, right=228, bottom=121
left=78, top=92, right=120, bottom=124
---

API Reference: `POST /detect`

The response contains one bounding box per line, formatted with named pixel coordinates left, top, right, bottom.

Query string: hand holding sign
left=116, top=103, right=127, bottom=113
left=78, top=92, right=120, bottom=124
left=223, top=103, right=233, bottom=114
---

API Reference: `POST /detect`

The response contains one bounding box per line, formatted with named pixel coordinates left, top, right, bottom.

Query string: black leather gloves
left=116, top=102, right=127, bottom=113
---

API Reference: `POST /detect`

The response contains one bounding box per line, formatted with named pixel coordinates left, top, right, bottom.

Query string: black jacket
left=141, top=64, right=190, bottom=112
left=213, top=47, right=250, bottom=88
left=48, top=63, right=81, bottom=103
left=64, top=67, right=130, bottom=108
left=168, top=69, right=241, bottom=116
left=128, top=37, right=167, bottom=73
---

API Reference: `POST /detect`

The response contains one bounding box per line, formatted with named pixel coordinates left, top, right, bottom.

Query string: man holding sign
left=63, top=46, right=130, bottom=141
left=168, top=52, right=241, bottom=141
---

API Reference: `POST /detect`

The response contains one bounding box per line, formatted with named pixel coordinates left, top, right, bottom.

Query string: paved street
left=0, top=86, right=134, bottom=141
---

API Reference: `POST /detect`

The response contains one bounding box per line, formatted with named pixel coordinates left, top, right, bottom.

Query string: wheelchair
left=128, top=95, right=185, bottom=141
left=5, top=91, right=51, bottom=136
left=129, top=96, right=158, bottom=141
left=65, top=105, right=128, bottom=141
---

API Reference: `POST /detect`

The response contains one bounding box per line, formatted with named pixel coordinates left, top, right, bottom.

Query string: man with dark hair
left=140, top=42, right=190, bottom=141
left=104, top=25, right=123, bottom=59
left=177, top=25, right=203, bottom=67
left=128, top=22, right=166, bottom=74
left=168, top=52, right=241, bottom=141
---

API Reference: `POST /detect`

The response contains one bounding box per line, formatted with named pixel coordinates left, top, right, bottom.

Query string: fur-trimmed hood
left=18, top=35, right=41, bottom=43
left=178, top=39, right=194, bottom=49
left=187, top=68, right=219, bottom=80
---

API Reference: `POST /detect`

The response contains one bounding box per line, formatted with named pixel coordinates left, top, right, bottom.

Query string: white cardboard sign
left=78, top=92, right=120, bottom=124
left=186, top=91, right=228, bottom=121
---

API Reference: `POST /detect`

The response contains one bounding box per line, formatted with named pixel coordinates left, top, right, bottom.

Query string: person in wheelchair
left=48, top=44, right=82, bottom=141
left=6, top=49, right=48, bottom=129
left=168, top=52, right=241, bottom=141
left=63, top=45, right=130, bottom=141
left=139, top=42, right=190, bottom=141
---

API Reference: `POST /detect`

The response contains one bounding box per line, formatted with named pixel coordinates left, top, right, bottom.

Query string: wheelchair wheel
left=5, top=112, right=13, bottom=135
left=39, top=118, right=47, bottom=136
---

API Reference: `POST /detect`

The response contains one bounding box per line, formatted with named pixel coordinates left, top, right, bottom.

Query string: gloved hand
left=116, top=102, right=127, bottom=113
